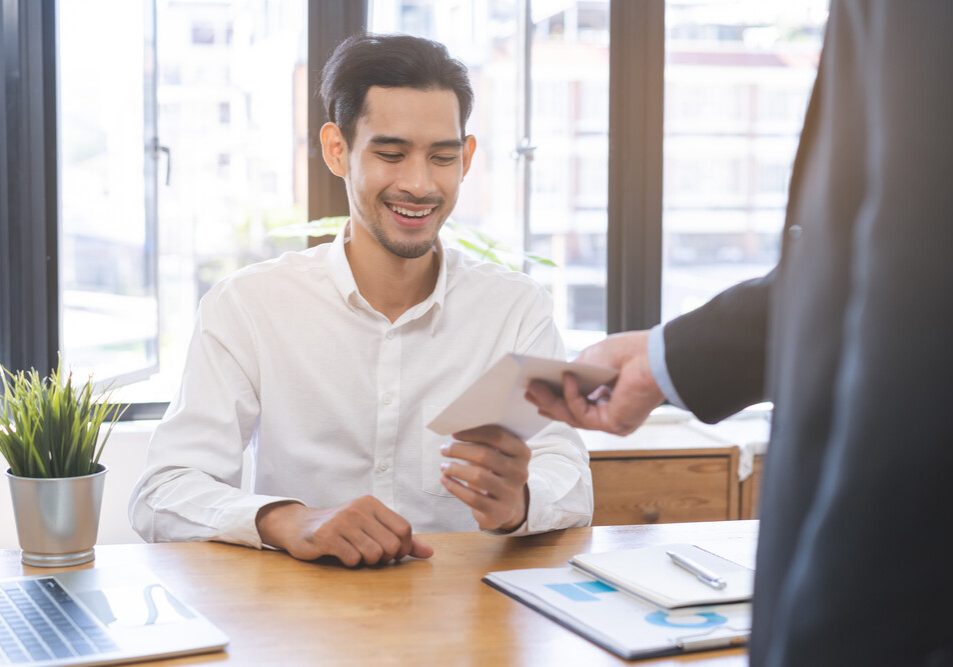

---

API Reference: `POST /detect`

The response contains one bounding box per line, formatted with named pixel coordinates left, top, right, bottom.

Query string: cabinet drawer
left=591, top=457, right=736, bottom=526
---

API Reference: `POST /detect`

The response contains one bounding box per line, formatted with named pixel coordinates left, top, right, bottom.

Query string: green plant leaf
left=0, top=358, right=124, bottom=478
left=268, top=216, right=349, bottom=239
left=525, top=253, right=559, bottom=268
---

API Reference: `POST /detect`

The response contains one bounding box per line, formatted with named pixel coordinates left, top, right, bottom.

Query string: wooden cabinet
left=590, top=449, right=739, bottom=525
left=739, top=454, right=764, bottom=519
left=583, top=420, right=766, bottom=526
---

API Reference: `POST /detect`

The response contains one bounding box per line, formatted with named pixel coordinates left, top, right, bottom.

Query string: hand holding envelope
left=427, top=354, right=617, bottom=531
left=426, top=353, right=618, bottom=441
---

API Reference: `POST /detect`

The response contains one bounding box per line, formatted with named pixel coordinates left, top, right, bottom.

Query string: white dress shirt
left=129, top=228, right=593, bottom=548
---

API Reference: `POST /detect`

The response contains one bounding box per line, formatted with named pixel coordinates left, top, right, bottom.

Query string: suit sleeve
left=661, top=269, right=774, bottom=424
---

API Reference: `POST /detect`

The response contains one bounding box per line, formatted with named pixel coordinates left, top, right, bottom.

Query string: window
left=370, top=0, right=611, bottom=356
left=661, top=0, right=827, bottom=322
left=5, top=0, right=829, bottom=416
left=57, top=0, right=307, bottom=406
left=191, top=22, right=215, bottom=46
left=58, top=0, right=159, bottom=387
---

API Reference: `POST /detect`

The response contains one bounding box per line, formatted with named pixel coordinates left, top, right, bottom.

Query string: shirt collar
left=327, top=220, right=449, bottom=333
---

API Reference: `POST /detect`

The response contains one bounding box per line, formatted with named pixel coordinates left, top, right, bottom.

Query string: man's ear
left=461, top=134, right=477, bottom=180
left=320, top=122, right=348, bottom=178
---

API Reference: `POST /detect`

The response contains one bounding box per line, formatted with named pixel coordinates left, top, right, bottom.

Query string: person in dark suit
left=527, top=1, right=953, bottom=664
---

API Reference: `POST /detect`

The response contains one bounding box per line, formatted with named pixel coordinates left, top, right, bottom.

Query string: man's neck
left=344, top=222, right=439, bottom=323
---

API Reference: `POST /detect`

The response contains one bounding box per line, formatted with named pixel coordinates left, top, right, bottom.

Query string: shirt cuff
left=648, top=323, right=688, bottom=410
left=483, top=469, right=590, bottom=537
left=225, top=494, right=304, bottom=549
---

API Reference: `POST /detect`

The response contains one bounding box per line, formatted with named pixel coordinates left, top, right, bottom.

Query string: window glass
left=58, top=0, right=158, bottom=386
left=60, top=0, right=308, bottom=404
left=662, top=0, right=828, bottom=321
left=369, top=0, right=610, bottom=356
left=128, top=0, right=308, bottom=402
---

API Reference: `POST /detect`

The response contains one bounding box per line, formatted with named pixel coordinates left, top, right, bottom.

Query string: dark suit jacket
left=663, top=2, right=953, bottom=665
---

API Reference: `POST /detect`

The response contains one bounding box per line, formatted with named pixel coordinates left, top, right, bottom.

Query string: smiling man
left=129, top=34, right=593, bottom=566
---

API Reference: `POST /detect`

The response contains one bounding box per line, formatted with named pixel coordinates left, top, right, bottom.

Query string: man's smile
left=383, top=199, right=440, bottom=229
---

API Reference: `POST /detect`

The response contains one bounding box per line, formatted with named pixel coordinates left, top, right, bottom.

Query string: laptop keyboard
left=0, top=578, right=118, bottom=664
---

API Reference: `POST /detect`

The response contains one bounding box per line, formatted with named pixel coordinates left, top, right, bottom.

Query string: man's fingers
left=359, top=522, right=404, bottom=564
left=440, top=442, right=522, bottom=474
left=343, top=526, right=385, bottom=565
left=448, top=428, right=531, bottom=464
left=328, top=534, right=363, bottom=568
left=525, top=377, right=584, bottom=428
left=525, top=380, right=559, bottom=409
left=441, top=461, right=506, bottom=498
left=409, top=537, right=433, bottom=559
left=451, top=424, right=527, bottom=457
left=441, top=474, right=494, bottom=513
left=372, top=506, right=415, bottom=560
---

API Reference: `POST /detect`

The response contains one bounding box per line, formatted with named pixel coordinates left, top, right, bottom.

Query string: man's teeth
left=389, top=204, right=434, bottom=218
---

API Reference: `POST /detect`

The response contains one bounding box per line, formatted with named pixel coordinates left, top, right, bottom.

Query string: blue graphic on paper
left=545, top=580, right=618, bottom=601
left=545, top=583, right=598, bottom=601
left=645, top=610, right=727, bottom=628
left=575, top=580, right=616, bottom=594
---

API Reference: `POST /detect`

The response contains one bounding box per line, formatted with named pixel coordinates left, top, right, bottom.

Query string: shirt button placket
left=374, top=326, right=401, bottom=505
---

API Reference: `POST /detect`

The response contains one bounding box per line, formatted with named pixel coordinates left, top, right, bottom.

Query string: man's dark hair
left=320, top=33, right=474, bottom=146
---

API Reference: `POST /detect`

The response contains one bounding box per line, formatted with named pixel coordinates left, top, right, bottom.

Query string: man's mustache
left=381, top=194, right=443, bottom=207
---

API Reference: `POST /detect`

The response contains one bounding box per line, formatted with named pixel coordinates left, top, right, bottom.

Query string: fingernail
left=440, top=462, right=449, bottom=471
left=440, top=443, right=450, bottom=452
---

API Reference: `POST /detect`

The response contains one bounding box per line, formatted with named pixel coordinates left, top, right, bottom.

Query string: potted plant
left=0, top=363, right=125, bottom=566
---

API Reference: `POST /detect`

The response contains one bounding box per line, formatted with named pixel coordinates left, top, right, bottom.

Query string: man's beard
left=357, top=191, right=445, bottom=259
left=366, top=218, right=438, bottom=259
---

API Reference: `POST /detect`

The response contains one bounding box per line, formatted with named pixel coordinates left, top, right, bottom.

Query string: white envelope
left=425, top=353, right=618, bottom=441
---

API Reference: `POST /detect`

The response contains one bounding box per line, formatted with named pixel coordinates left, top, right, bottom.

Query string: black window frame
left=0, top=0, right=59, bottom=377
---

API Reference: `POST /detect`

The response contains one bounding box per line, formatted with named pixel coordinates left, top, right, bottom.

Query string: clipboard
left=483, top=566, right=750, bottom=660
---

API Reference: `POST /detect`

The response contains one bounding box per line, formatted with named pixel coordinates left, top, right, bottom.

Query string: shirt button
left=378, top=462, right=389, bottom=473
left=788, top=224, right=803, bottom=239
left=385, top=330, right=395, bottom=340
left=382, top=393, right=393, bottom=406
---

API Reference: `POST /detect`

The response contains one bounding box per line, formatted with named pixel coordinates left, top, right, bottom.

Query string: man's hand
left=255, top=496, right=433, bottom=566
left=440, top=425, right=530, bottom=532
left=525, top=330, right=665, bottom=436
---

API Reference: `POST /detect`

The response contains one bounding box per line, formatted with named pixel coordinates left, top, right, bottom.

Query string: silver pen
left=666, top=550, right=727, bottom=590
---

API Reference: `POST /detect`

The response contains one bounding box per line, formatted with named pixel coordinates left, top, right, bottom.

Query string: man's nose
left=395, top=154, right=436, bottom=199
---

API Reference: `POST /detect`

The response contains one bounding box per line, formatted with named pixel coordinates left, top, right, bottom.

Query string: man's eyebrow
left=431, top=139, right=464, bottom=150
left=368, top=135, right=464, bottom=150
left=369, top=135, right=410, bottom=146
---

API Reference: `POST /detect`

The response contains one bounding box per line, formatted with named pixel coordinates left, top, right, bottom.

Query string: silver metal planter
left=5, top=464, right=107, bottom=567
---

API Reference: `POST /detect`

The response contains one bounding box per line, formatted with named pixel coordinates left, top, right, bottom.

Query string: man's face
left=328, top=86, right=475, bottom=259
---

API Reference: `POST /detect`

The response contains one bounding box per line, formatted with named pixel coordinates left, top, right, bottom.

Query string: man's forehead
left=356, top=86, right=463, bottom=141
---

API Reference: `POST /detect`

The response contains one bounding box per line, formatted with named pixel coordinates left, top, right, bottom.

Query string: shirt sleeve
left=128, top=281, right=301, bottom=548
left=648, top=323, right=688, bottom=409
left=495, top=284, right=594, bottom=536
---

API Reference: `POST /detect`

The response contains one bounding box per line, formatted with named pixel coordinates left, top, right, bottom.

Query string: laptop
left=0, top=565, right=228, bottom=666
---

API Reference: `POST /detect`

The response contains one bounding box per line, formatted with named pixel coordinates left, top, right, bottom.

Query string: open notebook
left=569, top=543, right=754, bottom=609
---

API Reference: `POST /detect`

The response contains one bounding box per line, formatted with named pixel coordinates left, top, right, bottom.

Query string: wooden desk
left=0, top=521, right=757, bottom=666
